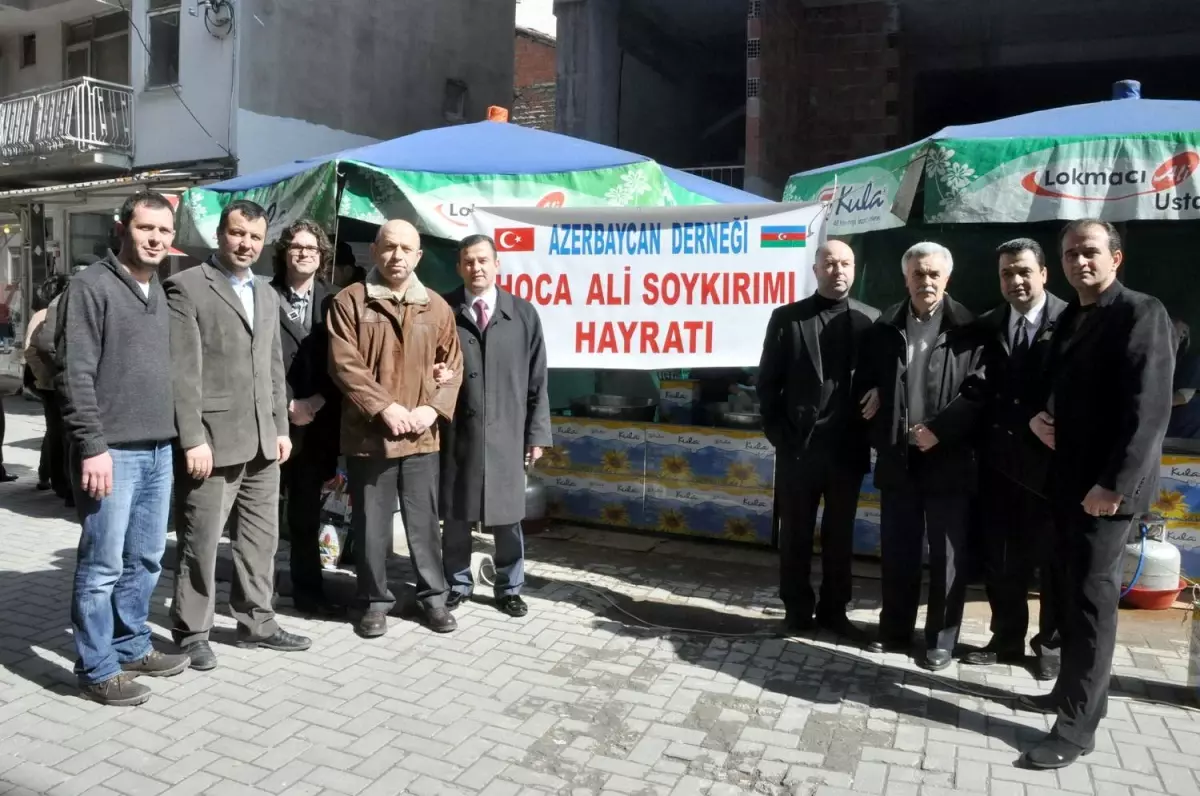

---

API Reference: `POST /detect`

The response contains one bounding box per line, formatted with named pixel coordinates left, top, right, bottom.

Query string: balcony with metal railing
left=678, top=164, right=745, bottom=189
left=0, top=76, right=133, bottom=179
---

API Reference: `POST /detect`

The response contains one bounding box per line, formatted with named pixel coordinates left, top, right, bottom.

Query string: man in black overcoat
left=439, top=233, right=552, bottom=618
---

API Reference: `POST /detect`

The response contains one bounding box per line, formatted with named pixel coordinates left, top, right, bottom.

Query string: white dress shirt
left=1008, top=295, right=1046, bottom=349
left=227, top=269, right=256, bottom=326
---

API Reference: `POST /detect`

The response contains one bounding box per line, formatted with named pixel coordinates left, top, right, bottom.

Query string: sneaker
left=121, top=649, right=191, bottom=678
left=82, top=673, right=151, bottom=706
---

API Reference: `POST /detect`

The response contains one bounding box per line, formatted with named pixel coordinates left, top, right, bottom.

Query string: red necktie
left=474, top=298, right=489, bottom=330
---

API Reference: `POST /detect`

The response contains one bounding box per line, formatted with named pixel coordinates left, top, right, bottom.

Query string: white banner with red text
left=468, top=202, right=826, bottom=369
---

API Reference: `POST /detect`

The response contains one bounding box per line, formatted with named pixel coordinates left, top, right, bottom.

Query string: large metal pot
left=524, top=468, right=547, bottom=521
left=708, top=401, right=763, bottom=430
left=569, top=394, right=658, bottom=422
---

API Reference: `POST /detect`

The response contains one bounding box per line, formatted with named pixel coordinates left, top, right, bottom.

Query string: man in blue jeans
left=56, top=192, right=191, bottom=705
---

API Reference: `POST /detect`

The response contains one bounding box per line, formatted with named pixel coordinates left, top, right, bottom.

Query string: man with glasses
left=271, top=220, right=343, bottom=616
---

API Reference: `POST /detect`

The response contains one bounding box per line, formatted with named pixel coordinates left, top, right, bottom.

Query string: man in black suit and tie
left=757, top=240, right=879, bottom=640
left=962, top=239, right=1066, bottom=680
left=1020, top=220, right=1173, bottom=769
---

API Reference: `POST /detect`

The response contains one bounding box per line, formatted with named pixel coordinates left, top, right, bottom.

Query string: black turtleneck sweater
left=808, top=294, right=853, bottom=451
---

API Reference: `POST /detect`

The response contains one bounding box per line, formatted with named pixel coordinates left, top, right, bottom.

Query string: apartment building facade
left=0, top=0, right=515, bottom=387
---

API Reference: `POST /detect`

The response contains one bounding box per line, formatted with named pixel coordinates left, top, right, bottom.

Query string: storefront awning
left=0, top=168, right=229, bottom=209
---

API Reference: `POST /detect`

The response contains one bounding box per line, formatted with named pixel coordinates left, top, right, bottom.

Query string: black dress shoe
left=293, top=596, right=347, bottom=619
left=182, top=640, right=218, bottom=671
left=237, top=628, right=312, bottom=652
left=1020, top=735, right=1093, bottom=770
left=816, top=613, right=869, bottom=645
left=919, top=648, right=953, bottom=671
left=424, top=605, right=457, bottom=633
left=1033, top=656, right=1061, bottom=682
left=781, top=613, right=814, bottom=635
left=497, top=595, right=528, bottom=617
left=1016, top=692, right=1059, bottom=715
left=445, top=591, right=470, bottom=612
left=357, top=610, right=388, bottom=638
left=0, top=469, right=17, bottom=483
left=961, top=645, right=1025, bottom=667
left=866, top=637, right=909, bottom=654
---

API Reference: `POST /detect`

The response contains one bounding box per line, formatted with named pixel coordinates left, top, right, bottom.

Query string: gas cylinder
left=1122, top=514, right=1182, bottom=591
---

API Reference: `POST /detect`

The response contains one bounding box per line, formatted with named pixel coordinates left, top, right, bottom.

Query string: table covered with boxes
left=530, top=377, right=883, bottom=556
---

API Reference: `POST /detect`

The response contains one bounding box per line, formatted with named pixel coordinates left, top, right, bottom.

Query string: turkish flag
left=495, top=227, right=535, bottom=252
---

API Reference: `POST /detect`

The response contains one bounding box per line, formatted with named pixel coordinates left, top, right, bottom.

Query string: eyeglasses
left=288, top=245, right=320, bottom=258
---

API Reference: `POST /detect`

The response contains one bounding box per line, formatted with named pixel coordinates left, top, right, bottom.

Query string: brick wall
left=753, top=0, right=900, bottom=192
left=513, top=28, right=557, bottom=131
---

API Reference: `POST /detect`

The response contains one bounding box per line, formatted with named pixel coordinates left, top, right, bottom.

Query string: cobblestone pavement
left=2, top=396, right=1199, bottom=796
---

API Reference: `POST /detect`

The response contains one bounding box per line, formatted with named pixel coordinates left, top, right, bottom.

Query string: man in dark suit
left=1020, top=220, right=1173, bottom=769
left=270, top=220, right=342, bottom=617
left=757, top=240, right=879, bottom=639
left=857, top=242, right=984, bottom=671
left=167, top=200, right=311, bottom=671
left=438, top=233, right=552, bottom=618
left=962, top=239, right=1066, bottom=680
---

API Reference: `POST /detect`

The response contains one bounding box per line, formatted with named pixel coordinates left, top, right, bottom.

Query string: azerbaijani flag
left=760, top=225, right=808, bottom=248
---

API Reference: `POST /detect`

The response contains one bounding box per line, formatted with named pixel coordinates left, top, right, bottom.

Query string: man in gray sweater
left=56, top=192, right=191, bottom=706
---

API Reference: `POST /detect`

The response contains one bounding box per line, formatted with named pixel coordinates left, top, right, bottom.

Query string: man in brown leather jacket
left=328, top=219, right=463, bottom=637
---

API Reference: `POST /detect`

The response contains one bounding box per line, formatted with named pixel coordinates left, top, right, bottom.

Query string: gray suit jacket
left=165, top=259, right=288, bottom=468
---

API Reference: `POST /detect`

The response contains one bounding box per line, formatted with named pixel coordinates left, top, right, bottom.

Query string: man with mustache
left=167, top=200, right=310, bottom=671
left=57, top=192, right=191, bottom=705
left=757, top=240, right=878, bottom=641
left=961, top=238, right=1066, bottom=680
left=857, top=242, right=984, bottom=671
left=1020, top=220, right=1173, bottom=769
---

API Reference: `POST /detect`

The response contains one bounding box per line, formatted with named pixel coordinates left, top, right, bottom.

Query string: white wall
left=234, top=109, right=378, bottom=176
left=128, top=0, right=236, bottom=167
left=0, top=22, right=65, bottom=96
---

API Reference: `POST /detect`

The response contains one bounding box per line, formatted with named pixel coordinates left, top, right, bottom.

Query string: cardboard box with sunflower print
left=546, top=417, right=646, bottom=476
left=643, top=478, right=774, bottom=545
left=529, top=467, right=647, bottom=529
left=644, top=424, right=775, bottom=489
left=1157, top=455, right=1200, bottom=578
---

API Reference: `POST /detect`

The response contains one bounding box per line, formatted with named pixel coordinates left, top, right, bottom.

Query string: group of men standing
left=54, top=192, right=549, bottom=708
left=757, top=220, right=1173, bottom=769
